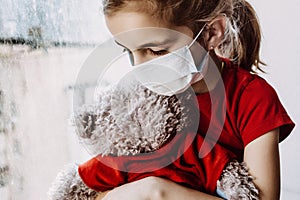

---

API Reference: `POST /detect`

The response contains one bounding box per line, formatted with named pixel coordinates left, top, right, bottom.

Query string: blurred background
left=0, top=0, right=299, bottom=199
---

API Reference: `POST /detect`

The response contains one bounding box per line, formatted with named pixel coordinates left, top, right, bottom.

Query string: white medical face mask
left=126, top=26, right=209, bottom=96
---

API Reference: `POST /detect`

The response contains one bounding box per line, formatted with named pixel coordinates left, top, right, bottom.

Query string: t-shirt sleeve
left=237, top=76, right=295, bottom=147
left=78, top=156, right=127, bottom=192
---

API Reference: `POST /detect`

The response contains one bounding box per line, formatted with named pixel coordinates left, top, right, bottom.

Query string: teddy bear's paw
left=47, top=164, right=99, bottom=200
left=217, top=160, right=259, bottom=200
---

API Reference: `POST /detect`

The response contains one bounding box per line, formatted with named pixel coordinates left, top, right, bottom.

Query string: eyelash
left=147, top=48, right=168, bottom=56
left=123, top=48, right=168, bottom=56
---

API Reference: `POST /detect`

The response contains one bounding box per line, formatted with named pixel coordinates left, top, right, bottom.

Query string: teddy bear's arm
left=48, top=164, right=100, bottom=200
left=217, top=160, right=259, bottom=200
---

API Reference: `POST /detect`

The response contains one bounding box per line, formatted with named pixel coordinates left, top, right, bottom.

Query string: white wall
left=249, top=0, right=300, bottom=199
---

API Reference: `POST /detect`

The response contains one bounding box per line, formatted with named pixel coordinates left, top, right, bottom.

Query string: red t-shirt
left=78, top=59, right=295, bottom=195
left=201, top=59, right=295, bottom=159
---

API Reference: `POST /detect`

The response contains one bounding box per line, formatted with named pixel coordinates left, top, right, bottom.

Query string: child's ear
left=204, top=15, right=227, bottom=50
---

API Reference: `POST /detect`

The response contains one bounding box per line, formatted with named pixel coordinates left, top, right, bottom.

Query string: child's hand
left=101, top=176, right=164, bottom=200
left=95, top=190, right=110, bottom=200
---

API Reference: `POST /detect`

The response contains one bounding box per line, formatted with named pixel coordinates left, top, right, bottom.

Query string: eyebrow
left=115, top=38, right=177, bottom=50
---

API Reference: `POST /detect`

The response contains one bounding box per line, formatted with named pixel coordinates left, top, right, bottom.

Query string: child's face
left=105, top=11, right=195, bottom=65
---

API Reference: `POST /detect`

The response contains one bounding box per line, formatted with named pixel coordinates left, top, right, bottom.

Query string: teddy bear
left=48, top=81, right=259, bottom=200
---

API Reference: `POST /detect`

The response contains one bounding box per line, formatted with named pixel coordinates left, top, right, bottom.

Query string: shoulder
left=221, top=59, right=294, bottom=146
left=221, top=59, right=272, bottom=98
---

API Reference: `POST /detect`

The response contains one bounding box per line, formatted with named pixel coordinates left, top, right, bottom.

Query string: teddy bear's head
left=73, top=82, right=198, bottom=156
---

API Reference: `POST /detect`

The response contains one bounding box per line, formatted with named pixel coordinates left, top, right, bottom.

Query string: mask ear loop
left=187, top=24, right=207, bottom=49
left=187, top=24, right=210, bottom=75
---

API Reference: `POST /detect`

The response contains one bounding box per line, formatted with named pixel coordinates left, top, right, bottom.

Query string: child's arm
left=99, top=177, right=223, bottom=200
left=97, top=130, right=280, bottom=200
left=244, top=128, right=280, bottom=200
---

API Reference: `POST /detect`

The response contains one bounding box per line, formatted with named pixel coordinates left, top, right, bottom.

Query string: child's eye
left=147, top=48, right=169, bottom=56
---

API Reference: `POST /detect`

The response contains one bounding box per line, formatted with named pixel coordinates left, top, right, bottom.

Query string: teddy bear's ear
left=47, top=164, right=99, bottom=200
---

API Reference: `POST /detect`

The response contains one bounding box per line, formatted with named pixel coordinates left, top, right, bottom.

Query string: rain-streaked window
left=0, top=1, right=109, bottom=199
left=0, top=0, right=109, bottom=46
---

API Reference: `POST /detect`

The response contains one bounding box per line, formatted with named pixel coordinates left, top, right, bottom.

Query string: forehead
left=105, top=11, right=193, bottom=50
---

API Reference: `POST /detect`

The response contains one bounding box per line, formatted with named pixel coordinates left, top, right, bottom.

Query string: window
left=0, top=0, right=109, bottom=46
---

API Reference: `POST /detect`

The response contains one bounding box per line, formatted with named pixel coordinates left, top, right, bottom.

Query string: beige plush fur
left=48, top=82, right=259, bottom=200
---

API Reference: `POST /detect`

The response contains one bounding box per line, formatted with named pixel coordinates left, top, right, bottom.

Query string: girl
left=93, top=0, right=295, bottom=199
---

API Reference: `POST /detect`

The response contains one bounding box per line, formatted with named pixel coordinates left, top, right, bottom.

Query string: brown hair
left=102, top=0, right=265, bottom=72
